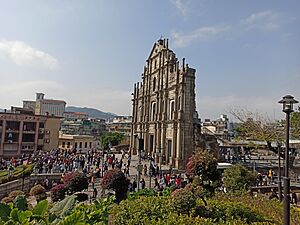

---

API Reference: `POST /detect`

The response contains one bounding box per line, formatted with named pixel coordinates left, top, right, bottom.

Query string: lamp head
left=278, top=95, right=298, bottom=113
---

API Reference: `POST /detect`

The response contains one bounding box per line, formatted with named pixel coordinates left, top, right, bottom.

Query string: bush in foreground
left=30, top=184, right=47, bottom=202
left=101, top=169, right=129, bottom=203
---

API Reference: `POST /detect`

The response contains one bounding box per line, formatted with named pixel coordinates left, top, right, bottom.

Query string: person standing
left=140, top=178, right=146, bottom=189
left=132, top=178, right=137, bottom=192
left=292, top=192, right=298, bottom=205
left=143, top=164, right=148, bottom=176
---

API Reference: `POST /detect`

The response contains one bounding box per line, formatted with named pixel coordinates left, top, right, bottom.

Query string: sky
left=0, top=0, right=299, bottom=120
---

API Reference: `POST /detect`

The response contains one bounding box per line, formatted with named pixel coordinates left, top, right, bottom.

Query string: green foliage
left=170, top=188, right=196, bottom=215
left=223, top=164, right=257, bottom=192
left=291, top=110, right=300, bottom=139
left=210, top=193, right=300, bottom=224
left=33, top=200, right=48, bottom=217
left=111, top=196, right=171, bottom=225
left=57, top=211, right=86, bottom=225
left=6, top=208, right=33, bottom=225
left=70, top=196, right=115, bottom=225
left=127, top=188, right=157, bottom=200
left=0, top=202, right=11, bottom=222
left=204, top=199, right=267, bottom=223
left=0, top=164, right=34, bottom=185
left=162, top=187, right=171, bottom=197
left=100, top=132, right=124, bottom=149
left=49, top=195, right=77, bottom=220
left=13, top=196, right=28, bottom=211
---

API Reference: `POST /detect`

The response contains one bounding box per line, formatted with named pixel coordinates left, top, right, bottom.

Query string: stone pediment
left=147, top=39, right=166, bottom=60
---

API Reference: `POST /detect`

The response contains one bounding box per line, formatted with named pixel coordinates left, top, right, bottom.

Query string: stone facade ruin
left=130, top=39, right=198, bottom=169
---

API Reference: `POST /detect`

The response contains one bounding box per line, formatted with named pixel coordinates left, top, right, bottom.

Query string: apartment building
left=0, top=110, right=61, bottom=158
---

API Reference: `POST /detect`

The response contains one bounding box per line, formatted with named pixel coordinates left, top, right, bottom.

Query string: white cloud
left=241, top=10, right=281, bottom=31
left=0, top=40, right=59, bottom=70
left=170, top=0, right=189, bottom=17
left=171, top=26, right=230, bottom=48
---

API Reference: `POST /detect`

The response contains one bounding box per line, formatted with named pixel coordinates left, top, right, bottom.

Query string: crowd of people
left=1, top=149, right=300, bottom=206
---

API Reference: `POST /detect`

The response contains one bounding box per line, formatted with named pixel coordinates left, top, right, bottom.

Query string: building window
left=170, top=101, right=175, bottom=119
left=67, top=142, right=70, bottom=148
left=79, top=142, right=82, bottom=148
left=153, top=77, right=156, bottom=91
left=75, top=142, right=78, bottom=149
left=85, top=142, right=88, bottom=148
left=154, top=60, right=157, bottom=69
left=89, top=142, right=92, bottom=148
left=168, top=140, right=172, bottom=158
left=62, top=142, right=65, bottom=148
left=149, top=135, right=154, bottom=152
left=151, top=102, right=156, bottom=121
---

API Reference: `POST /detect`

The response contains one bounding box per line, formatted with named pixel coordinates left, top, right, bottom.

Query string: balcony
left=3, top=143, right=18, bottom=151
left=23, top=130, right=36, bottom=134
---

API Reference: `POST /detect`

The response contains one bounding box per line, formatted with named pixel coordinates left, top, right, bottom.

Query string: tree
left=223, top=164, right=257, bottom=192
left=101, top=169, right=129, bottom=203
left=186, top=148, right=220, bottom=196
left=291, top=109, right=300, bottom=139
left=230, top=109, right=300, bottom=165
left=101, top=132, right=124, bottom=149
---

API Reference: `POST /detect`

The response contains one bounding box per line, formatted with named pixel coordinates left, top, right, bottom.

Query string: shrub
left=9, top=190, right=25, bottom=199
left=51, top=184, right=67, bottom=202
left=170, top=188, right=197, bottom=216
left=101, top=169, right=129, bottom=203
left=223, top=164, right=257, bottom=192
left=63, top=172, right=88, bottom=194
left=111, top=196, right=171, bottom=224
left=1, top=196, right=13, bottom=204
left=210, top=193, right=300, bottom=224
left=13, top=195, right=28, bottom=211
left=30, top=184, right=47, bottom=202
left=204, top=200, right=265, bottom=223
left=128, top=188, right=157, bottom=200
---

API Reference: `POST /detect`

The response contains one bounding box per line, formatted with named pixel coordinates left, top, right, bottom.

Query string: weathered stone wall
left=130, top=39, right=197, bottom=169
left=0, top=173, right=62, bottom=199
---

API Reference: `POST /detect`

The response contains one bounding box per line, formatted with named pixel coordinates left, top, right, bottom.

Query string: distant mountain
left=0, top=108, right=3, bottom=112
left=66, top=106, right=117, bottom=120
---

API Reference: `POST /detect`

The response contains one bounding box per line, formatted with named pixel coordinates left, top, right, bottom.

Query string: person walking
left=143, top=164, right=148, bottom=176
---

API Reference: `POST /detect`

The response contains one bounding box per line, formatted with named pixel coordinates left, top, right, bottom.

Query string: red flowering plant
left=62, top=172, right=88, bottom=194
left=101, top=169, right=129, bottom=203
left=185, top=149, right=220, bottom=198
left=50, top=183, right=67, bottom=202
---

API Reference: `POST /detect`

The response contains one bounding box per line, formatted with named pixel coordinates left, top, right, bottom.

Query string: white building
left=23, top=93, right=66, bottom=117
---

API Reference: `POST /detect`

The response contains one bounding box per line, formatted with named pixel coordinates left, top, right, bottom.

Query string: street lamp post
left=136, top=134, right=144, bottom=191
left=278, top=95, right=298, bottom=225
left=277, top=143, right=282, bottom=201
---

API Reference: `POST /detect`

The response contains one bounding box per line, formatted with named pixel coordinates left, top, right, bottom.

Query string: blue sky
left=0, top=0, right=299, bottom=120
